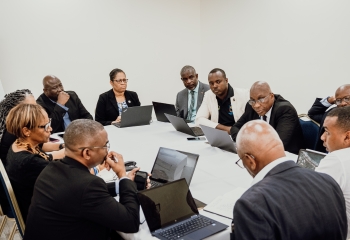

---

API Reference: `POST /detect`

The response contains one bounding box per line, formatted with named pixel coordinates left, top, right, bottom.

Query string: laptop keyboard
left=150, top=180, right=163, bottom=188
left=191, top=127, right=204, bottom=136
left=159, top=215, right=214, bottom=240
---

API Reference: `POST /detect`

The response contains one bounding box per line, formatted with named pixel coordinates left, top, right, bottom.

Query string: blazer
left=230, top=94, right=304, bottom=154
left=95, top=89, right=141, bottom=126
left=195, top=87, right=250, bottom=128
left=175, top=81, right=210, bottom=119
left=24, top=157, right=140, bottom=240
left=232, top=161, right=347, bottom=240
left=36, top=91, right=93, bottom=133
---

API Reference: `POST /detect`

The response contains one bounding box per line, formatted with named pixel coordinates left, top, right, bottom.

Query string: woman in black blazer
left=95, top=68, right=141, bottom=126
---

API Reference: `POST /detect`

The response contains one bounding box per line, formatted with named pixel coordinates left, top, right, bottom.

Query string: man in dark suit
left=24, top=119, right=140, bottom=240
left=231, top=120, right=347, bottom=240
left=37, top=75, right=93, bottom=133
left=230, top=81, right=303, bottom=154
left=308, top=84, right=350, bottom=152
left=175, top=65, right=209, bottom=122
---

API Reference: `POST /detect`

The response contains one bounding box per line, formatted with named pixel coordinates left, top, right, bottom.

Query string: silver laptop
left=113, top=105, right=153, bottom=128
left=137, top=178, right=228, bottom=240
left=296, top=149, right=327, bottom=170
left=200, top=125, right=237, bottom=153
left=164, top=113, right=204, bottom=136
left=149, top=147, right=199, bottom=188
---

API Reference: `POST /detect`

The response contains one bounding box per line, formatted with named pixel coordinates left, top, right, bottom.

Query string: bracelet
left=59, top=143, right=65, bottom=150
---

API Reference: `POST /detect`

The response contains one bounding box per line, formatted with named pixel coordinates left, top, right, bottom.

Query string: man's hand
left=327, top=96, right=336, bottom=104
left=57, top=91, right=70, bottom=105
left=105, top=151, right=126, bottom=179
left=127, top=167, right=140, bottom=182
left=216, top=124, right=231, bottom=134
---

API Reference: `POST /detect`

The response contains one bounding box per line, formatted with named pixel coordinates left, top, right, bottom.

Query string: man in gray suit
left=175, top=65, right=209, bottom=122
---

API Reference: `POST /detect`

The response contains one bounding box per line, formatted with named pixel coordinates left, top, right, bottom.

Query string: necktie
left=187, top=90, right=195, bottom=121
left=263, top=115, right=267, bottom=121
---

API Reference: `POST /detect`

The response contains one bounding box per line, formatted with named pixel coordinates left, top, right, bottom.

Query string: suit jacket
left=308, top=98, right=336, bottom=153
left=195, top=87, right=250, bottom=128
left=232, top=161, right=347, bottom=240
left=95, top=89, right=141, bottom=126
left=37, top=91, right=93, bottom=133
left=175, top=81, right=210, bottom=119
left=24, top=157, right=139, bottom=240
left=230, top=94, right=304, bottom=154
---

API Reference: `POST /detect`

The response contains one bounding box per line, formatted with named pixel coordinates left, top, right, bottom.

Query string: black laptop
left=164, top=113, right=204, bottom=136
left=200, top=125, right=237, bottom=153
left=113, top=105, right=153, bottom=128
left=137, top=178, right=228, bottom=240
left=296, top=149, right=327, bottom=170
left=152, top=102, right=177, bottom=122
left=150, top=147, right=199, bottom=188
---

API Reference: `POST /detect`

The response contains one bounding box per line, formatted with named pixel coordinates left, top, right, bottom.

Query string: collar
left=188, top=82, right=199, bottom=94
left=251, top=156, right=290, bottom=186
left=260, top=106, right=272, bottom=121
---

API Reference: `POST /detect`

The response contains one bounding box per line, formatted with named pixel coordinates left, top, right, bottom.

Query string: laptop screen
left=150, top=147, right=199, bottom=184
left=137, top=178, right=199, bottom=232
left=296, top=149, right=327, bottom=170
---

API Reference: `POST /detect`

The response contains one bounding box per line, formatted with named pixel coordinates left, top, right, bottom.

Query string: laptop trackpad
left=186, top=223, right=227, bottom=239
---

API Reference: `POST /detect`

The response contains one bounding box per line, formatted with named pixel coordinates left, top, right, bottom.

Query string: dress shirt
left=251, top=157, right=290, bottom=186
left=260, top=107, right=272, bottom=123
left=50, top=99, right=71, bottom=129
left=187, top=83, right=199, bottom=122
left=320, top=97, right=333, bottom=107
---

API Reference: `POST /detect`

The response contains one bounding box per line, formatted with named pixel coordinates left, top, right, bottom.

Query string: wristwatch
left=59, top=143, right=65, bottom=150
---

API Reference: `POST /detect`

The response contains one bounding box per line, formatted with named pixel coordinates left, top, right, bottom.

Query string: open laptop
left=296, top=149, right=327, bottom=170
left=150, top=147, right=199, bottom=188
left=152, top=102, right=177, bottom=122
left=164, top=113, right=204, bottom=136
left=113, top=105, right=153, bottom=128
left=200, top=125, right=237, bottom=153
left=137, top=178, right=228, bottom=240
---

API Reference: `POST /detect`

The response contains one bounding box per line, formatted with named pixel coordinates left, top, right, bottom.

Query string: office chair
left=0, top=160, right=25, bottom=238
left=298, top=114, right=320, bottom=150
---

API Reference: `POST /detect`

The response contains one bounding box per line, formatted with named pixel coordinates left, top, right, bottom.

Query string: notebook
left=164, top=113, right=204, bottom=137
left=200, top=124, right=237, bottom=153
left=149, top=147, right=199, bottom=188
left=113, top=105, right=153, bottom=128
left=296, top=149, right=327, bottom=170
left=152, top=102, right=177, bottom=122
left=137, top=178, right=228, bottom=240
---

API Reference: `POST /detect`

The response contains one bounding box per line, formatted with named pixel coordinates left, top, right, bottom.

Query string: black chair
left=298, top=114, right=320, bottom=150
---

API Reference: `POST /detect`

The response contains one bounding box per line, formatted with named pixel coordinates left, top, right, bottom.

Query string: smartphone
left=134, top=171, right=148, bottom=191
left=187, top=137, right=206, bottom=141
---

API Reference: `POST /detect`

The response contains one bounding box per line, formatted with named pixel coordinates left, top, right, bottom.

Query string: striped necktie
left=187, top=90, right=195, bottom=121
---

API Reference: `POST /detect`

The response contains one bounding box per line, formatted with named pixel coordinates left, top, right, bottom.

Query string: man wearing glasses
left=37, top=75, right=93, bottom=133
left=231, top=120, right=347, bottom=240
left=195, top=68, right=249, bottom=133
left=230, top=81, right=303, bottom=154
left=175, top=65, right=210, bottom=122
left=308, top=84, right=350, bottom=152
left=25, top=119, right=141, bottom=240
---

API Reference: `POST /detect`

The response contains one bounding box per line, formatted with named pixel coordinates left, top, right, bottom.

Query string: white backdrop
left=1, top=0, right=350, bottom=114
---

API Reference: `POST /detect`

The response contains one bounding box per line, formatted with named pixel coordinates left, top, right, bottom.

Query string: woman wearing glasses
left=95, top=68, right=141, bottom=126
left=5, top=104, right=58, bottom=221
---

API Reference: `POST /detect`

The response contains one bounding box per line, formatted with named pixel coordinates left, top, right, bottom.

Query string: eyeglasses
left=78, top=141, right=110, bottom=152
left=335, top=96, right=350, bottom=106
left=235, top=154, right=255, bottom=169
left=38, top=118, right=52, bottom=132
left=248, top=94, right=271, bottom=106
left=181, top=75, right=196, bottom=82
left=112, top=79, right=128, bottom=84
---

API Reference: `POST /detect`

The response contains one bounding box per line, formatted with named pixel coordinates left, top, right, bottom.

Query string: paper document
left=204, top=187, right=247, bottom=219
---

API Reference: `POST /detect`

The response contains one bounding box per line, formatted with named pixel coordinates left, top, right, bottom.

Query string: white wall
left=201, top=0, right=350, bottom=113
left=0, top=0, right=201, bottom=115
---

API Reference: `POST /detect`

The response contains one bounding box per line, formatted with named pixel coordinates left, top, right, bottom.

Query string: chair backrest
left=299, top=116, right=320, bottom=150
left=0, top=160, right=25, bottom=237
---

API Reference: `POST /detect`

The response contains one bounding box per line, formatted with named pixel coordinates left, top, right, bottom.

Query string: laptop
left=296, top=149, right=327, bottom=170
left=164, top=113, right=204, bottom=136
left=200, top=125, right=237, bottom=153
left=149, top=147, right=199, bottom=188
left=152, top=102, right=177, bottom=122
left=137, top=178, right=228, bottom=240
left=113, top=105, right=153, bottom=128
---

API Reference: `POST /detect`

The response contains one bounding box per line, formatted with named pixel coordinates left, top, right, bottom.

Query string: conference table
left=81, top=121, right=297, bottom=240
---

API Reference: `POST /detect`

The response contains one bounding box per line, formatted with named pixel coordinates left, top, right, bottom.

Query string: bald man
left=36, top=75, right=93, bottom=133
left=230, top=81, right=304, bottom=154
left=25, top=119, right=140, bottom=240
left=231, top=120, right=347, bottom=240
left=308, top=84, right=350, bottom=152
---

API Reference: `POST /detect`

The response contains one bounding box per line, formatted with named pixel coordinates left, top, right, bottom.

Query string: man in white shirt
left=231, top=120, right=347, bottom=240
left=195, top=68, right=249, bottom=133
left=316, top=105, right=350, bottom=238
